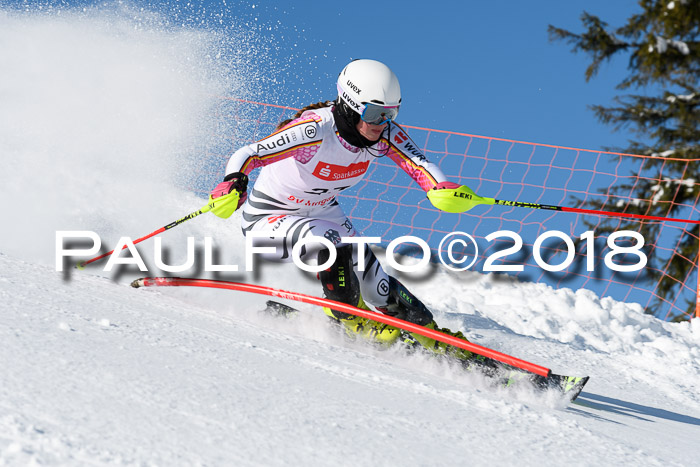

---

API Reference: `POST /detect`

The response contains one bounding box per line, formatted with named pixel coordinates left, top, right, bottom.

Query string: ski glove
left=433, top=181, right=461, bottom=190
left=208, top=172, right=249, bottom=219
left=427, top=181, right=481, bottom=213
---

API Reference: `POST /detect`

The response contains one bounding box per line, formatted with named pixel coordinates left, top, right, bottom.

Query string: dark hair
left=276, top=101, right=333, bottom=130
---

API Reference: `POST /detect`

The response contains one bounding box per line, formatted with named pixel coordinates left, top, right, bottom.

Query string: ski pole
left=485, top=197, right=700, bottom=225
left=77, top=192, right=239, bottom=268
left=428, top=186, right=700, bottom=224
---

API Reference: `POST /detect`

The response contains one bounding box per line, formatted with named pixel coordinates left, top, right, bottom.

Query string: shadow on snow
left=572, top=392, right=700, bottom=427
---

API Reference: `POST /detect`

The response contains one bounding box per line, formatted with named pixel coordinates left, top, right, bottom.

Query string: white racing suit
left=225, top=106, right=447, bottom=308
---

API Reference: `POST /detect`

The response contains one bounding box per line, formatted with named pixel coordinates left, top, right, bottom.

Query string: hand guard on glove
left=208, top=172, right=249, bottom=219
left=427, top=181, right=481, bottom=213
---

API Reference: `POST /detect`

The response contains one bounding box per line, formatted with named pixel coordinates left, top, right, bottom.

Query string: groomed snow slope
left=3, top=251, right=700, bottom=466
left=1, top=5, right=700, bottom=466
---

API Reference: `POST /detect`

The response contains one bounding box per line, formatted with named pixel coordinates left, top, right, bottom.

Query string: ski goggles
left=360, top=102, right=400, bottom=125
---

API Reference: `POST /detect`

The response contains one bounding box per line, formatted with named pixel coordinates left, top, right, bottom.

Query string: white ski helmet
left=336, top=59, right=401, bottom=123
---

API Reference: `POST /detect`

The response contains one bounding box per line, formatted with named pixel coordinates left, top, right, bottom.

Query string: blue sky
left=12, top=0, right=645, bottom=150
left=224, top=0, right=645, bottom=152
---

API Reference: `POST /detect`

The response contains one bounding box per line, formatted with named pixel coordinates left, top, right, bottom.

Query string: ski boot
left=378, top=277, right=474, bottom=361
left=318, top=245, right=401, bottom=346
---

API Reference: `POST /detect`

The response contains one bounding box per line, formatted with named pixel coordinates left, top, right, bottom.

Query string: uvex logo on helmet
left=346, top=80, right=361, bottom=95
left=341, top=91, right=362, bottom=112
left=337, top=59, right=401, bottom=115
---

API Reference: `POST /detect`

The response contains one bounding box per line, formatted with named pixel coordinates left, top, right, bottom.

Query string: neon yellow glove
left=208, top=172, right=248, bottom=219
left=427, top=182, right=490, bottom=213
left=208, top=190, right=241, bottom=219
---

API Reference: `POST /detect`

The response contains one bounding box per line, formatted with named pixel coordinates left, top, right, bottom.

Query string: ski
left=263, top=300, right=589, bottom=402
left=538, top=374, right=589, bottom=401
left=468, top=357, right=589, bottom=402
left=263, top=300, right=300, bottom=318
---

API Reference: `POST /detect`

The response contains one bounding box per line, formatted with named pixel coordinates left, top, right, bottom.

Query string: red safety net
left=191, top=97, right=700, bottom=321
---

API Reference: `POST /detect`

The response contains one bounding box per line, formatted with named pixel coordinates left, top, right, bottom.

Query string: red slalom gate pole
left=131, top=277, right=552, bottom=378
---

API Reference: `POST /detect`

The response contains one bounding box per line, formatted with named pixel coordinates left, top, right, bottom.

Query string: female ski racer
left=210, top=59, right=476, bottom=357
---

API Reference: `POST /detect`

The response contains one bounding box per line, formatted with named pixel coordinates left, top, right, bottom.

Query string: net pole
left=697, top=236, right=700, bottom=319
